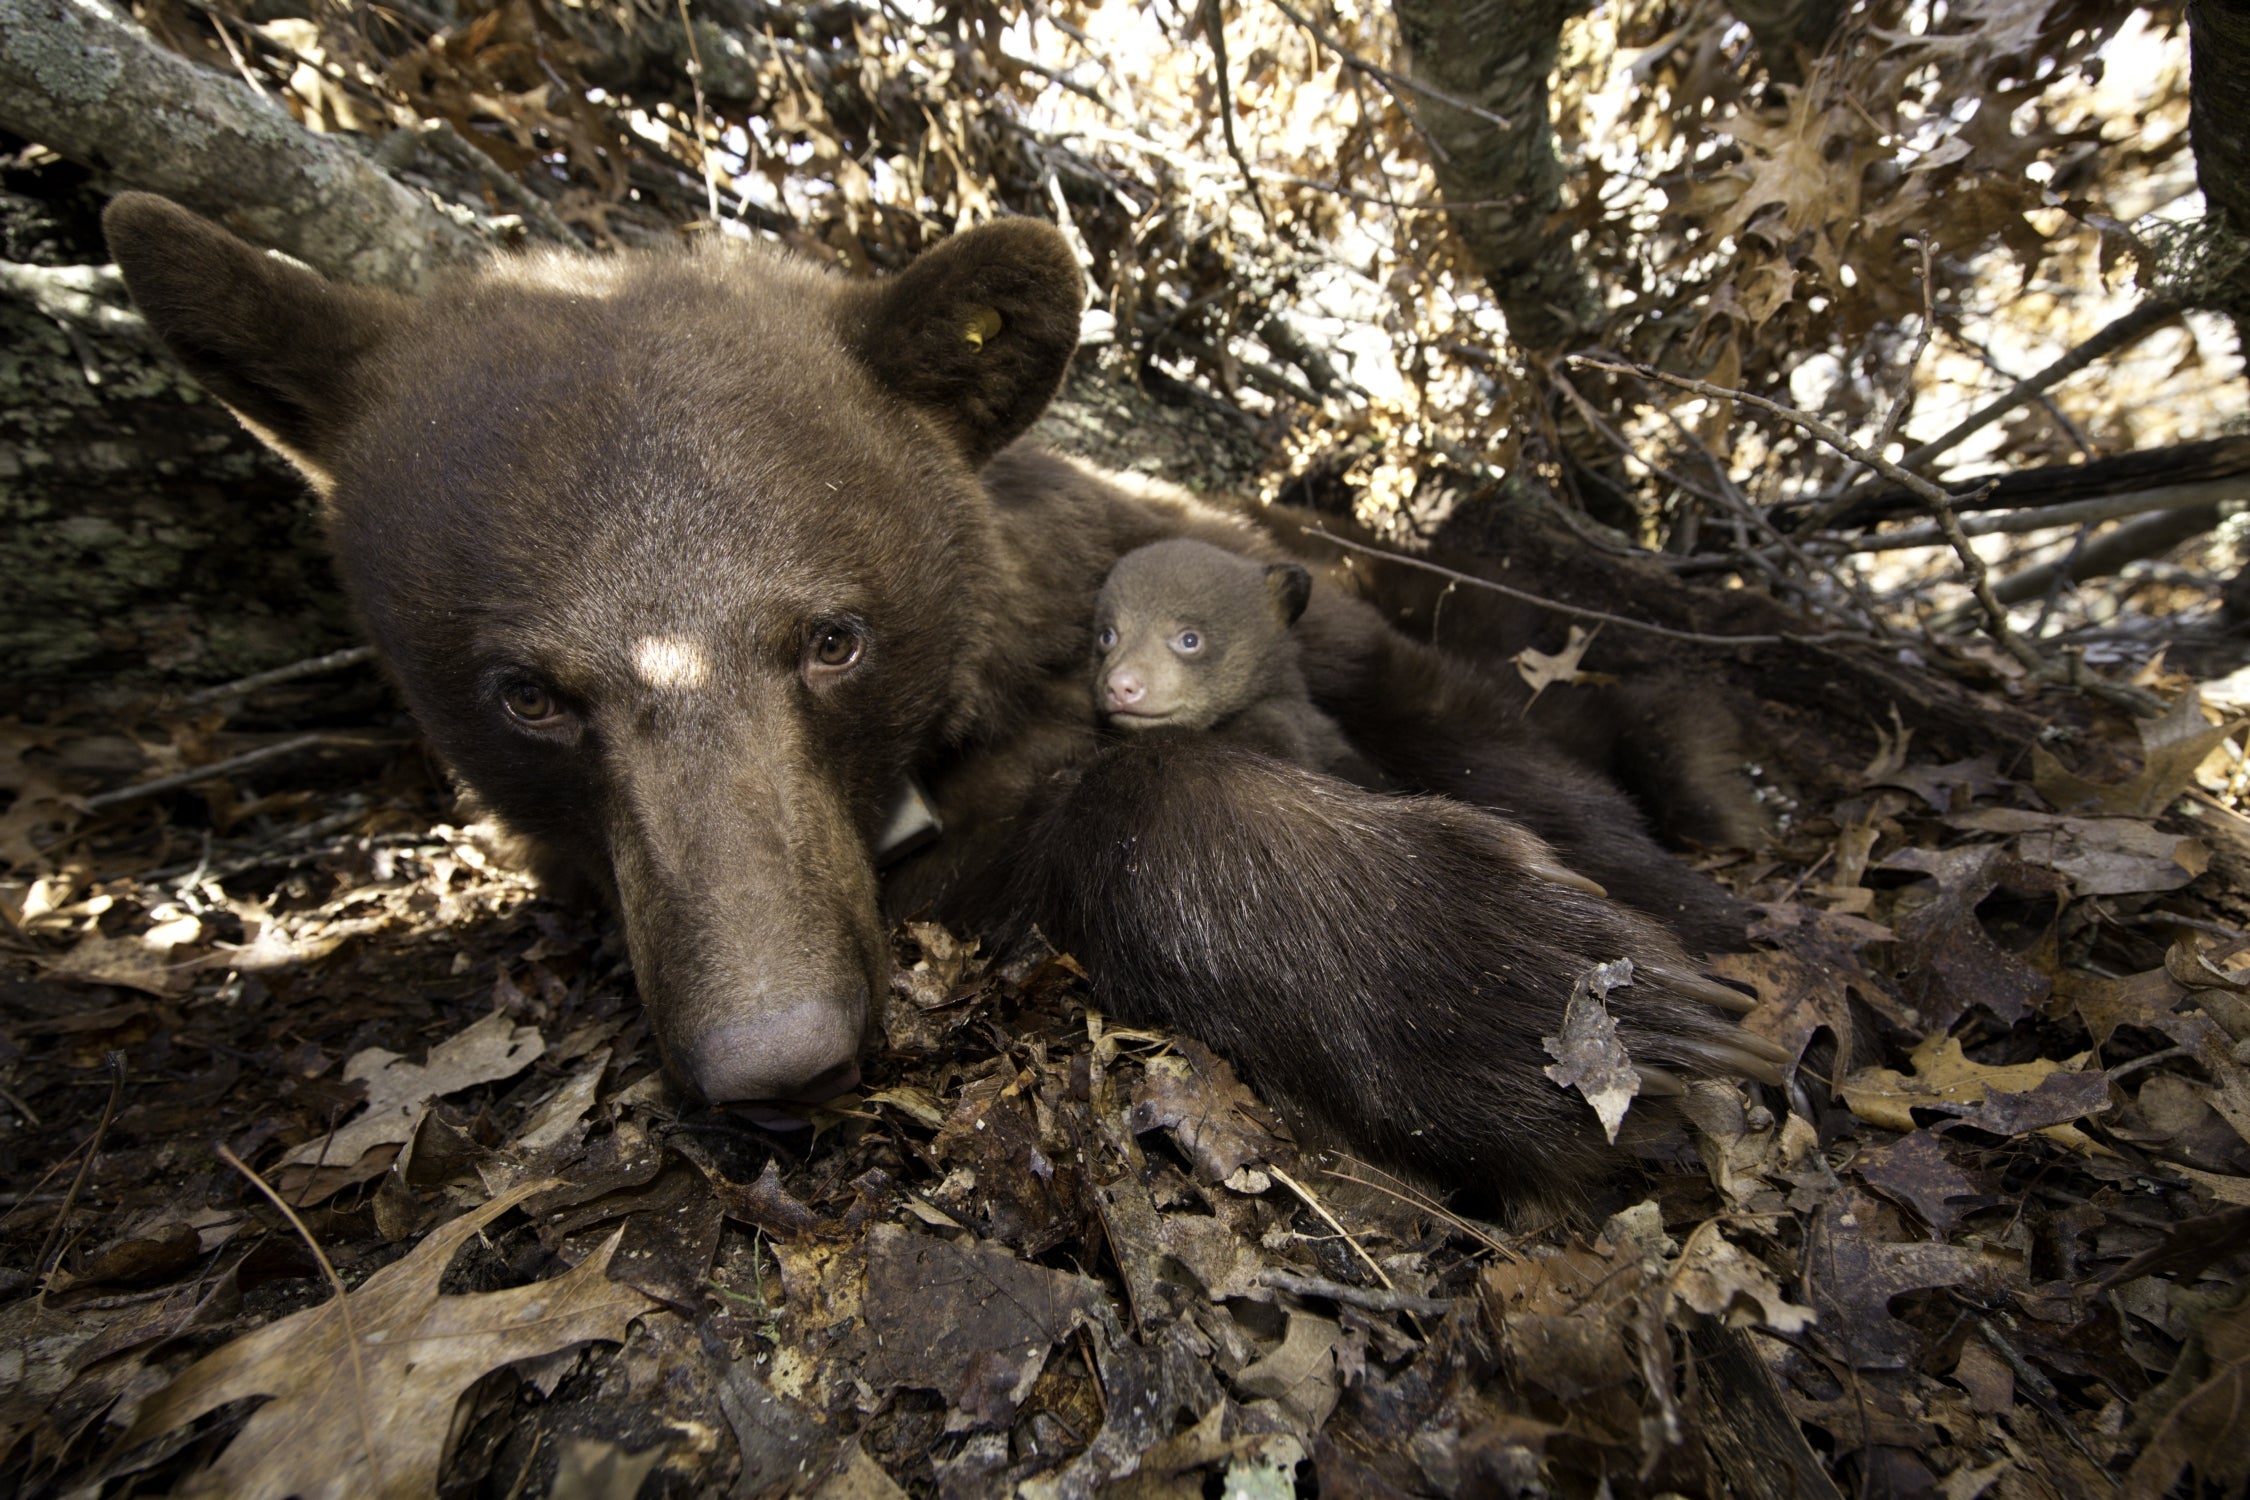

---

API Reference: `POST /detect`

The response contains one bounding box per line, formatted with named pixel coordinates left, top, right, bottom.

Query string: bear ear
left=1264, top=562, right=1313, bottom=626
left=103, top=193, right=404, bottom=484
left=843, top=219, right=1083, bottom=465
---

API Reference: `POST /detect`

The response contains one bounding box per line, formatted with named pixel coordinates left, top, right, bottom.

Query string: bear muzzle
left=681, top=992, right=867, bottom=1107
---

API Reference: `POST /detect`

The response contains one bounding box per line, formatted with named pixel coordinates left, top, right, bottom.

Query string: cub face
left=106, top=195, right=1084, bottom=1106
left=1092, top=539, right=1312, bottom=730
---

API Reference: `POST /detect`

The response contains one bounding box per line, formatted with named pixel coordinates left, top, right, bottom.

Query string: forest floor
left=4, top=578, right=2250, bottom=1500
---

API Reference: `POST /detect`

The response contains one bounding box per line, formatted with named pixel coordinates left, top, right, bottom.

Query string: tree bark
left=2186, top=0, right=2250, bottom=353
left=0, top=0, right=477, bottom=288
left=1391, top=0, right=1597, bottom=357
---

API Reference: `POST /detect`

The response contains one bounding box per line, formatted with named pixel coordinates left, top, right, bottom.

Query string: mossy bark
left=0, top=166, right=353, bottom=713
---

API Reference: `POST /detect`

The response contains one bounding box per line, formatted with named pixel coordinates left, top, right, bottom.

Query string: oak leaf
left=119, top=1179, right=654, bottom=1500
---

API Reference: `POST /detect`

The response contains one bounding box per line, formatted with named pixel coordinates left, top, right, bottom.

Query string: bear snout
left=1103, top=669, right=1146, bottom=712
left=683, top=993, right=867, bottom=1106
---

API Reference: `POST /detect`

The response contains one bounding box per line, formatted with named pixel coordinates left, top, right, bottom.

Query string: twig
left=217, top=1142, right=381, bottom=1488
left=676, top=0, right=720, bottom=222
left=179, top=644, right=379, bottom=708
left=1572, top=356, right=2167, bottom=716
left=1305, top=526, right=1869, bottom=648
left=1840, top=478, right=2246, bottom=553
left=1271, top=1164, right=1395, bottom=1290
left=82, top=733, right=327, bottom=810
left=1799, top=300, right=2179, bottom=533
left=1262, top=1267, right=1453, bottom=1316
left=1868, top=238, right=1939, bottom=461
left=1268, top=0, right=1510, bottom=131
left=1198, top=0, right=1270, bottom=227
left=34, top=1051, right=124, bottom=1301
left=0, top=1081, right=40, bottom=1125
left=1317, top=1162, right=1527, bottom=1261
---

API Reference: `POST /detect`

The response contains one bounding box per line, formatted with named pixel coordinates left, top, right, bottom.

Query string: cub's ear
left=842, top=219, right=1082, bottom=465
left=1265, top=562, right=1313, bottom=626
left=103, top=193, right=404, bottom=483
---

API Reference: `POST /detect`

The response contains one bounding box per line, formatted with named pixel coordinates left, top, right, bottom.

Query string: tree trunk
left=0, top=0, right=477, bottom=287
left=0, top=160, right=356, bottom=712
left=2186, top=0, right=2250, bottom=363
left=1390, top=0, right=1597, bottom=357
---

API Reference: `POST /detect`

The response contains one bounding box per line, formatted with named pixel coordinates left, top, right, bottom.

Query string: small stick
left=82, top=733, right=327, bottom=810
left=34, top=1051, right=124, bottom=1300
left=1304, top=526, right=1868, bottom=648
left=179, top=645, right=378, bottom=708
left=676, top=0, right=720, bottom=223
left=217, top=1142, right=382, bottom=1487
left=1839, top=479, right=2245, bottom=553
left=1801, top=300, right=2179, bottom=532
left=1318, top=1160, right=1526, bottom=1262
left=1268, top=0, right=1511, bottom=131
left=1262, top=1267, right=1453, bottom=1316
left=1271, top=1164, right=1395, bottom=1291
left=1199, top=0, right=1270, bottom=227
left=1572, top=357, right=2166, bottom=716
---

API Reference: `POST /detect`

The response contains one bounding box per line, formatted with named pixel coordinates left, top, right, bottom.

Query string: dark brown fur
left=105, top=193, right=1781, bottom=1203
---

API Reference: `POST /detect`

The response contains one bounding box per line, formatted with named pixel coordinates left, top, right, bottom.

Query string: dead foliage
left=3, top=631, right=2250, bottom=1499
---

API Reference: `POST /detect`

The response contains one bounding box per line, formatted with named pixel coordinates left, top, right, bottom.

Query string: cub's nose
left=685, top=997, right=864, bottom=1105
left=1104, top=670, right=1145, bottom=712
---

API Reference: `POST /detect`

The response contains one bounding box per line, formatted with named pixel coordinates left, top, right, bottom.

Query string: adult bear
left=104, top=195, right=1783, bottom=1207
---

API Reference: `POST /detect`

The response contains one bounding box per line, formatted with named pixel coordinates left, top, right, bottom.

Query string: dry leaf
left=41, top=932, right=197, bottom=997
left=2122, top=1292, right=2250, bottom=1499
left=1513, top=625, right=1617, bottom=704
left=1542, top=957, right=1643, bottom=1144
left=1951, top=808, right=2208, bottom=895
left=2033, top=690, right=2243, bottom=818
left=1670, top=1226, right=1816, bottom=1334
left=281, top=1010, right=545, bottom=1170
left=120, top=1179, right=654, bottom=1500
left=1840, top=1036, right=2105, bottom=1146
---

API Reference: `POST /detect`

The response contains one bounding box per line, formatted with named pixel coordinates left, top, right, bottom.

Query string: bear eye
left=1173, top=630, right=1202, bottom=654
left=500, top=679, right=563, bottom=725
left=1096, top=625, right=1117, bottom=651
left=808, top=623, right=864, bottom=673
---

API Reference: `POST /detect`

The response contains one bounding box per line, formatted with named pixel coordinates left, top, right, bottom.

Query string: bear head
left=104, top=195, right=1084, bottom=1107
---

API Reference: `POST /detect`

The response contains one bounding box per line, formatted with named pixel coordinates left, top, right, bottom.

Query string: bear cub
left=1093, top=539, right=1377, bottom=784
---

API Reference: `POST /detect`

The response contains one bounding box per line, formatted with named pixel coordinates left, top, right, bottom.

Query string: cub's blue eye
left=1097, top=625, right=1117, bottom=650
left=1175, top=631, right=1201, bottom=653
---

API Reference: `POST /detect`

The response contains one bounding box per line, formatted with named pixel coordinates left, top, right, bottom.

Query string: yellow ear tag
left=963, top=305, right=1003, bottom=350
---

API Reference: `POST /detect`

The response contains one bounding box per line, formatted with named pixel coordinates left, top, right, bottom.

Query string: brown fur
left=105, top=193, right=1780, bottom=1202
left=1091, top=539, right=1372, bottom=781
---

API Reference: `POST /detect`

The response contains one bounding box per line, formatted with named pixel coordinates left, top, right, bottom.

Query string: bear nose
left=1105, top=670, right=1145, bottom=711
left=685, top=997, right=864, bottom=1105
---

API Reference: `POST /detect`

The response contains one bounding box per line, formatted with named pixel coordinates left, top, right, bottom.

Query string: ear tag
left=874, top=774, right=943, bottom=866
left=963, top=305, right=1003, bottom=350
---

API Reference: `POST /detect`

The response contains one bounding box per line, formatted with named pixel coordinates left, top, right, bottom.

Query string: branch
left=1303, top=528, right=1870, bottom=649
left=1268, top=0, right=1512, bottom=131
left=1796, top=300, right=2180, bottom=531
left=1575, top=356, right=2167, bottom=715
left=1846, top=477, right=2248, bottom=553
left=0, top=0, right=480, bottom=288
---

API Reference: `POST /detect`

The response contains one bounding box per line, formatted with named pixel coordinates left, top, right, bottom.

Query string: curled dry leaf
left=1841, top=1035, right=2107, bottom=1145
left=1511, top=625, right=1617, bottom=704
left=118, top=1179, right=655, bottom=1500
left=1669, top=1225, right=1816, bottom=1334
left=279, top=1010, right=546, bottom=1174
left=2033, top=689, right=2244, bottom=819
left=1542, top=957, right=1643, bottom=1144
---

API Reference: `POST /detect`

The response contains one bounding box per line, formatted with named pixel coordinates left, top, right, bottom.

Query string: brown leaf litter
left=4, top=664, right=2250, bottom=1497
